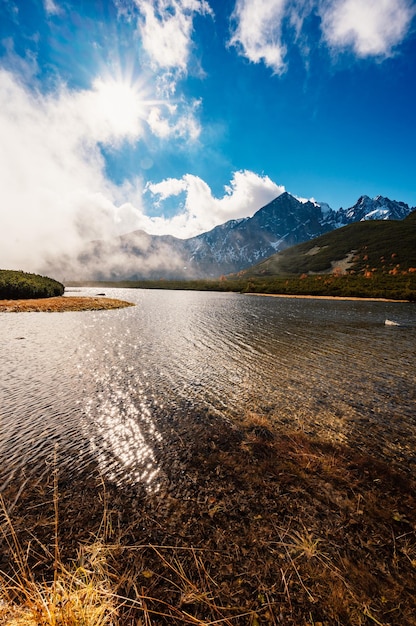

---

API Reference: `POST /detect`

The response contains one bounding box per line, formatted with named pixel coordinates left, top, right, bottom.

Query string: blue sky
left=0, top=0, right=415, bottom=270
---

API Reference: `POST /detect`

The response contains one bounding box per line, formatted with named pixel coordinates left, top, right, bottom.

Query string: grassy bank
left=1, top=412, right=415, bottom=625
left=0, top=270, right=64, bottom=300
left=0, top=296, right=134, bottom=312
left=67, top=273, right=416, bottom=301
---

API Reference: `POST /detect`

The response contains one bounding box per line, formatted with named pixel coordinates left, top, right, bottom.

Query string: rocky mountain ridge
left=244, top=208, right=416, bottom=277
left=337, top=195, right=412, bottom=223
left=69, top=192, right=415, bottom=280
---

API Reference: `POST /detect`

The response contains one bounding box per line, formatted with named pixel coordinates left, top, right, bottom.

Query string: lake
left=1, top=288, right=415, bottom=491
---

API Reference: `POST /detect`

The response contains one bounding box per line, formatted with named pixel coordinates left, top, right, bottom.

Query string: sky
left=1, top=0, right=416, bottom=272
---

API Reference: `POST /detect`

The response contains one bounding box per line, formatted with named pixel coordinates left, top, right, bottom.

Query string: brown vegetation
left=0, top=296, right=134, bottom=312
left=1, top=410, right=415, bottom=625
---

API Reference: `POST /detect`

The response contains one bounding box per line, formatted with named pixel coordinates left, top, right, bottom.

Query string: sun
left=93, top=76, right=148, bottom=138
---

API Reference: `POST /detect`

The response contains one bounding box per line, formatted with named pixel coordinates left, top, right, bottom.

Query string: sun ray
left=92, top=76, right=148, bottom=138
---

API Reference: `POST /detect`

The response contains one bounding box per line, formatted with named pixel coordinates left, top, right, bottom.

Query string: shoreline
left=0, top=295, right=135, bottom=312
left=246, top=292, right=410, bottom=303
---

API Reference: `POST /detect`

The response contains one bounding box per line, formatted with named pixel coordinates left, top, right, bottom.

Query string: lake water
left=1, top=288, right=415, bottom=490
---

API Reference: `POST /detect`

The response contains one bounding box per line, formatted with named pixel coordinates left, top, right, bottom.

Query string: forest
left=0, top=270, right=64, bottom=299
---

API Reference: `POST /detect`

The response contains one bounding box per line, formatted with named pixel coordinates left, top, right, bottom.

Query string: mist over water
left=1, top=289, right=415, bottom=490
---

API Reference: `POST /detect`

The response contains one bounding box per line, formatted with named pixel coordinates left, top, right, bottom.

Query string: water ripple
left=1, top=289, right=415, bottom=488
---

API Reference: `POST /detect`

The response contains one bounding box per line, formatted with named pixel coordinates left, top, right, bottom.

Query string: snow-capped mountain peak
left=338, top=195, right=412, bottom=224
left=69, top=191, right=415, bottom=280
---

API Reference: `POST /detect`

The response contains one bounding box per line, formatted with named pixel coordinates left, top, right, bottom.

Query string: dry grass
left=0, top=461, right=120, bottom=626
left=0, top=297, right=134, bottom=312
left=0, top=549, right=118, bottom=626
left=0, top=486, right=253, bottom=626
left=0, top=506, right=117, bottom=626
left=1, top=413, right=416, bottom=625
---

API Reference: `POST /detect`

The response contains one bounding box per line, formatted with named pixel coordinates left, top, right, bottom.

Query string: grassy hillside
left=0, top=270, right=64, bottom=300
left=243, top=211, right=416, bottom=277
left=240, top=273, right=416, bottom=300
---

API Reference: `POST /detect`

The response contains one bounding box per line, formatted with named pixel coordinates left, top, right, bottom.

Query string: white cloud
left=229, top=0, right=415, bottom=72
left=0, top=70, right=148, bottom=273
left=319, top=0, right=415, bottom=57
left=146, top=177, right=188, bottom=201
left=44, top=0, right=61, bottom=15
left=144, top=170, right=285, bottom=238
left=135, top=0, right=213, bottom=73
left=147, top=99, right=201, bottom=140
left=229, top=0, right=288, bottom=74
left=0, top=37, right=39, bottom=83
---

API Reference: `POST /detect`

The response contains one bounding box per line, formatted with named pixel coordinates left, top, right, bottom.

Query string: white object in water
left=385, top=319, right=400, bottom=326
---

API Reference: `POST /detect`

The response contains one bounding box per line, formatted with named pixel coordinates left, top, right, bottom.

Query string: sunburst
left=93, top=75, right=149, bottom=138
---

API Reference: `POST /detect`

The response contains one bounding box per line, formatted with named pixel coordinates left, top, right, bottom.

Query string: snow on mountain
left=65, top=192, right=415, bottom=280
left=318, top=202, right=332, bottom=215
left=338, top=195, right=412, bottom=223
left=179, top=192, right=336, bottom=276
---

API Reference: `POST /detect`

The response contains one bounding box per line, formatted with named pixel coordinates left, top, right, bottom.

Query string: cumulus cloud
left=229, top=0, right=289, bottom=74
left=58, top=170, right=286, bottom=279
left=319, top=0, right=416, bottom=57
left=229, top=0, right=415, bottom=72
left=143, top=170, right=286, bottom=238
left=136, top=0, right=213, bottom=73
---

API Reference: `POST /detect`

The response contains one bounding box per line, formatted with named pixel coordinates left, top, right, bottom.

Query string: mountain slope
left=76, top=229, right=190, bottom=280
left=72, top=192, right=338, bottom=279
left=0, top=269, right=64, bottom=299
left=243, top=210, right=416, bottom=277
left=54, top=192, right=415, bottom=280
left=183, top=192, right=335, bottom=276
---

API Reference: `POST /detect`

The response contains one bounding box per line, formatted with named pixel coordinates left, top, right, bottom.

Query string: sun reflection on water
left=79, top=356, right=162, bottom=490
left=0, top=290, right=415, bottom=486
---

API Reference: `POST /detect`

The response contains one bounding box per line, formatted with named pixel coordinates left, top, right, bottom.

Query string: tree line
left=69, top=273, right=416, bottom=301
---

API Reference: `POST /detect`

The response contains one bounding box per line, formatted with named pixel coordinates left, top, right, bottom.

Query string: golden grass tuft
left=0, top=470, right=118, bottom=626
left=0, top=554, right=117, bottom=625
left=0, top=478, right=251, bottom=626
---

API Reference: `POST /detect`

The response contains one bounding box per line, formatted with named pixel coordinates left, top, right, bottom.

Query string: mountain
left=337, top=195, right=412, bottom=224
left=71, top=192, right=338, bottom=279
left=243, top=209, right=416, bottom=277
left=184, top=192, right=336, bottom=276
left=57, top=192, right=415, bottom=280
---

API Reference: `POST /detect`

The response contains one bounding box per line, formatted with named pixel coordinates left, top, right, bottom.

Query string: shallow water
left=1, top=288, right=415, bottom=488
